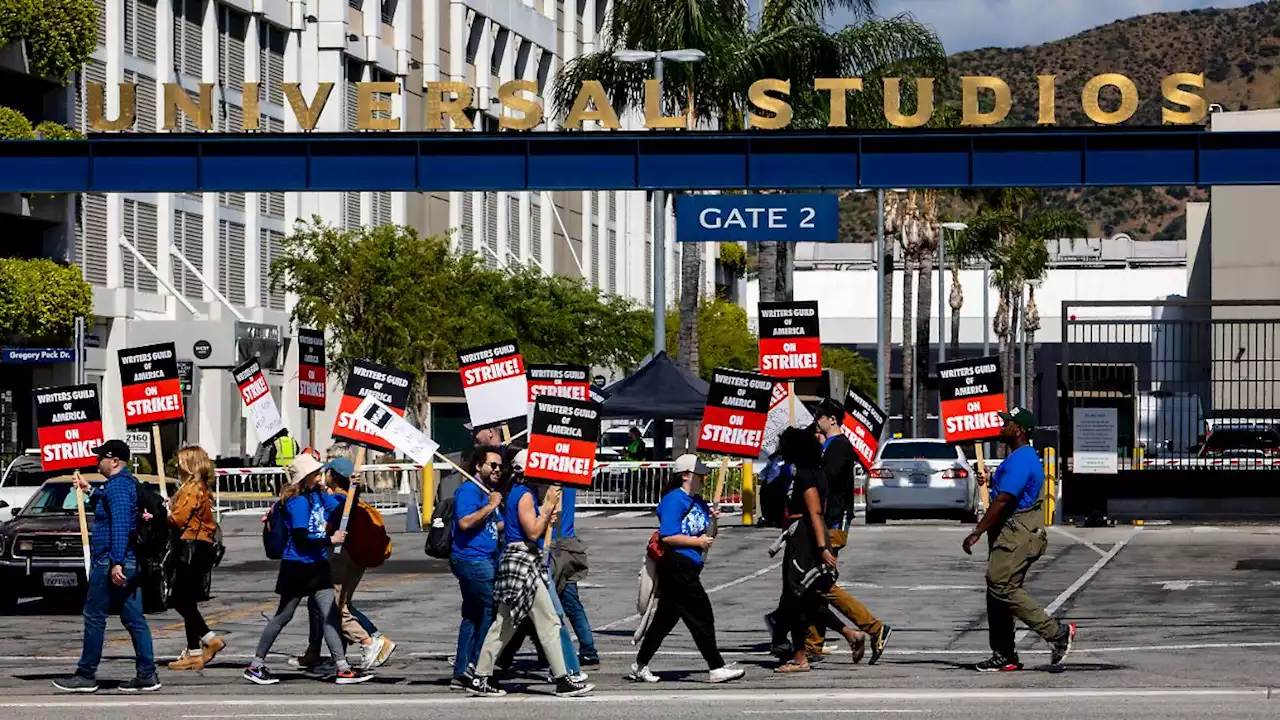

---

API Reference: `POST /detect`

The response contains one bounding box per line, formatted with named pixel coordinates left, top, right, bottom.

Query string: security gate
left=1058, top=300, right=1280, bottom=523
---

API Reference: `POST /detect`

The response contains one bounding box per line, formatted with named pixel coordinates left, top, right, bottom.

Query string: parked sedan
left=865, top=439, right=979, bottom=524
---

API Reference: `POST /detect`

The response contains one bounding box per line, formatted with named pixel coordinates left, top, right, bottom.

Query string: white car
left=0, top=452, right=56, bottom=524
left=865, top=438, right=980, bottom=524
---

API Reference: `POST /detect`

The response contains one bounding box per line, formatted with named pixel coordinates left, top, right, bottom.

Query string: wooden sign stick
left=788, top=381, right=797, bottom=427
left=332, top=446, right=365, bottom=555
left=152, top=423, right=168, bottom=499
left=501, top=424, right=512, bottom=444
left=73, top=470, right=91, bottom=575
left=712, top=457, right=729, bottom=508
left=974, top=443, right=989, bottom=512
left=542, top=487, right=561, bottom=549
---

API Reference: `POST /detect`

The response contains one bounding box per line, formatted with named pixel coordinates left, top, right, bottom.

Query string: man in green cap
left=962, top=406, right=1076, bottom=672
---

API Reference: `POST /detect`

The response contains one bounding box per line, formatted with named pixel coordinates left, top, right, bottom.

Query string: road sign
left=177, top=361, right=194, bottom=395
left=675, top=194, right=839, bottom=243
left=125, top=430, right=151, bottom=456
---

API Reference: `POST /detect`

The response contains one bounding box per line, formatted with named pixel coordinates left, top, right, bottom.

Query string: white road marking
left=743, top=711, right=923, bottom=715
left=595, top=561, right=783, bottom=631
left=1048, top=526, right=1107, bottom=558
left=576, top=511, right=604, bottom=518
left=836, top=583, right=985, bottom=591
left=1153, top=580, right=1246, bottom=591
left=182, top=714, right=332, bottom=719
left=612, top=511, right=650, bottom=519
left=1015, top=525, right=1143, bottom=646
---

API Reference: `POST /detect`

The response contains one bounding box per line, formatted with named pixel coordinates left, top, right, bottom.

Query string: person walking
left=809, top=400, right=893, bottom=665
left=466, top=461, right=594, bottom=698
left=626, top=455, right=745, bottom=685
left=242, top=454, right=371, bottom=685
left=165, top=446, right=226, bottom=671
left=963, top=407, right=1076, bottom=672
left=53, top=440, right=159, bottom=693
left=449, top=446, right=505, bottom=689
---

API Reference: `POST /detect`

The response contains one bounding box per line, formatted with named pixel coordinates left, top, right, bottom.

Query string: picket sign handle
left=712, top=456, right=729, bottom=508
left=787, top=381, right=796, bottom=428
left=542, top=486, right=561, bottom=549
left=152, top=423, right=168, bottom=499
left=974, top=443, right=989, bottom=512
left=501, top=424, right=512, bottom=444
left=332, top=446, right=365, bottom=555
left=73, top=470, right=91, bottom=575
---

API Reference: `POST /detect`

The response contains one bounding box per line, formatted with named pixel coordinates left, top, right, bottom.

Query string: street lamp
left=861, top=188, right=907, bottom=413
left=612, top=48, right=707, bottom=355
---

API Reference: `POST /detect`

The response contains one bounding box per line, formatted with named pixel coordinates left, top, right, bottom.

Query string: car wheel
left=865, top=510, right=886, bottom=525
left=0, top=591, right=16, bottom=614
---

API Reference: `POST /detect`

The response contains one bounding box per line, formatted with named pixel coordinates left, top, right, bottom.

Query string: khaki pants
left=986, top=503, right=1060, bottom=658
left=330, top=551, right=370, bottom=646
left=806, top=529, right=882, bottom=654
left=475, top=581, right=568, bottom=679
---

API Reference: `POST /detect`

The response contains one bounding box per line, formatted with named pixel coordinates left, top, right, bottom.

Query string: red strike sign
left=758, top=301, right=822, bottom=379
left=117, top=343, right=184, bottom=427
left=937, top=356, right=1007, bottom=443
left=297, top=328, right=327, bottom=411
left=940, top=395, right=1009, bottom=442
left=697, top=368, right=774, bottom=458
left=238, top=371, right=270, bottom=405
left=526, top=437, right=597, bottom=487
left=35, top=384, right=105, bottom=472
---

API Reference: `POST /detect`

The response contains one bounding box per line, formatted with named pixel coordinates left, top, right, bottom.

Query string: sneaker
left=373, top=635, right=397, bottom=668
left=708, top=664, right=746, bottom=684
left=579, top=653, right=600, bottom=667
left=974, top=655, right=1023, bottom=673
left=243, top=665, right=280, bottom=685
left=1049, top=623, right=1077, bottom=666
left=466, top=675, right=507, bottom=698
left=554, top=675, right=595, bottom=697
left=118, top=675, right=162, bottom=692
left=360, top=637, right=385, bottom=670
left=288, top=650, right=321, bottom=669
left=868, top=625, right=893, bottom=666
left=201, top=636, right=226, bottom=665
left=52, top=675, right=98, bottom=693
left=546, top=671, right=589, bottom=684
left=168, top=649, right=205, bottom=671
left=626, top=663, right=660, bottom=683
left=450, top=671, right=475, bottom=691
left=848, top=634, right=867, bottom=665
left=335, top=667, right=373, bottom=685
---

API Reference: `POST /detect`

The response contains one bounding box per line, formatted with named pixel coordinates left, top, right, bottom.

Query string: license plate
left=43, top=572, right=79, bottom=588
left=910, top=474, right=929, bottom=485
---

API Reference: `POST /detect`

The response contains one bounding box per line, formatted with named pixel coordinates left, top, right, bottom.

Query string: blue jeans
left=560, top=582, right=597, bottom=659
left=451, top=556, right=497, bottom=677
left=76, top=557, right=155, bottom=680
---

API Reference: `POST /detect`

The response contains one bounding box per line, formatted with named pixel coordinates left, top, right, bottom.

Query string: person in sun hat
left=963, top=406, right=1076, bottom=673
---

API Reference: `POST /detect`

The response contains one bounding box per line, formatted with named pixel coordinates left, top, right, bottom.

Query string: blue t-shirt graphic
left=452, top=482, right=500, bottom=561
left=990, top=445, right=1044, bottom=511
left=656, top=487, right=711, bottom=566
left=283, top=490, right=343, bottom=563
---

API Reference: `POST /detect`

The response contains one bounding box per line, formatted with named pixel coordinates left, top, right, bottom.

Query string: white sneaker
left=360, top=637, right=385, bottom=670
left=708, top=664, right=745, bottom=684
left=627, top=663, right=660, bottom=683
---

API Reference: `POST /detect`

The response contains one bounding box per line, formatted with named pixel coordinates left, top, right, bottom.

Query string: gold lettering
left=883, top=77, right=933, bottom=128
left=814, top=78, right=863, bottom=128
left=747, top=79, right=792, bottom=130
left=241, top=82, right=261, bottom=130
left=87, top=82, right=135, bottom=131
left=1162, top=72, right=1207, bottom=125
left=283, top=83, right=334, bottom=131
left=1037, top=75, right=1056, bottom=125
left=356, top=81, right=401, bottom=131
left=1082, top=73, right=1138, bottom=125
left=425, top=82, right=473, bottom=130
left=960, top=76, right=1010, bottom=126
left=163, top=83, right=214, bottom=131
left=643, top=79, right=685, bottom=129
left=565, top=81, right=620, bottom=129
left=498, top=80, right=543, bottom=130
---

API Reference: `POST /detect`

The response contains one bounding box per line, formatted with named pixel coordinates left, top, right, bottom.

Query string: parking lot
left=0, top=512, right=1277, bottom=717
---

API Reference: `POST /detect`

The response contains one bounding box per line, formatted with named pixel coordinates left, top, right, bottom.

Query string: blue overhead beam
left=1, top=128, right=1279, bottom=193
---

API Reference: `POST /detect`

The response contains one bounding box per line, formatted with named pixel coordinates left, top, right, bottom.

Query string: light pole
left=859, top=188, right=906, bottom=412
left=612, top=48, right=706, bottom=355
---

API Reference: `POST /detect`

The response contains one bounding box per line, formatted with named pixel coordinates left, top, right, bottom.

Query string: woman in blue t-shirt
left=243, top=454, right=369, bottom=686
left=448, top=446, right=505, bottom=688
left=626, top=454, right=746, bottom=685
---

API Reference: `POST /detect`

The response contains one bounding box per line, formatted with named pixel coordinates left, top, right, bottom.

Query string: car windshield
left=21, top=482, right=103, bottom=515
left=1205, top=429, right=1280, bottom=450
left=2, top=458, right=58, bottom=488
left=879, top=442, right=958, bottom=460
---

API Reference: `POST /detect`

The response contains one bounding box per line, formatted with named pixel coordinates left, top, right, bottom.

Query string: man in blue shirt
left=54, top=440, right=158, bottom=693
left=962, top=407, right=1076, bottom=673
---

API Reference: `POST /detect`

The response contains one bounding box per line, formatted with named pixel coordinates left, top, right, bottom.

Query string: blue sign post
left=675, top=193, right=839, bottom=243
left=1, top=347, right=75, bottom=364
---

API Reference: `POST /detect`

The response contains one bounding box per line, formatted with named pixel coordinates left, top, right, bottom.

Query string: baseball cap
left=322, top=456, right=354, bottom=478
left=511, top=449, right=528, bottom=473
left=92, top=439, right=131, bottom=462
left=998, top=406, right=1035, bottom=432
left=673, top=453, right=711, bottom=476
left=288, top=453, right=324, bottom=485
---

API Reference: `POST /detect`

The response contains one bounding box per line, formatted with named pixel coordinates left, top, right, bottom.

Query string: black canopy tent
left=600, top=351, right=708, bottom=420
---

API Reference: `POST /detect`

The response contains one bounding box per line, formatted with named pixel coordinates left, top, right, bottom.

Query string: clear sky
left=825, top=0, right=1262, bottom=53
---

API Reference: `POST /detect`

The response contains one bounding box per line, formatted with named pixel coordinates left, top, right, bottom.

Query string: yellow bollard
left=1041, top=448, right=1058, bottom=526
left=741, top=461, right=756, bottom=526
left=422, top=462, right=435, bottom=527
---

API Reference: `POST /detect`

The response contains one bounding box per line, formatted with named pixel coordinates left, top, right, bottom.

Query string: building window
left=94, top=0, right=107, bottom=47
left=507, top=195, right=519, bottom=257
left=259, top=228, right=286, bottom=310
left=219, top=219, right=247, bottom=305
left=81, top=194, right=109, bottom=286
left=459, top=193, right=473, bottom=252
left=530, top=193, right=542, bottom=266
left=607, top=227, right=617, bottom=295
left=124, top=0, right=158, bottom=62
left=260, top=116, right=285, bottom=218
left=218, top=6, right=248, bottom=90
left=380, top=0, right=396, bottom=24
left=259, top=23, right=287, bottom=106
left=173, top=0, right=203, bottom=79
left=484, top=194, right=499, bottom=267
left=171, top=210, right=204, bottom=301
left=122, top=199, right=159, bottom=294
left=123, top=71, right=158, bottom=132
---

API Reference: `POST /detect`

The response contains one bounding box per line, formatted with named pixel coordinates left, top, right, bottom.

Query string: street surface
left=0, top=512, right=1278, bottom=718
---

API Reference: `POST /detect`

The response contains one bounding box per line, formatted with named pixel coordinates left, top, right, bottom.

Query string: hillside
left=838, top=0, right=1280, bottom=244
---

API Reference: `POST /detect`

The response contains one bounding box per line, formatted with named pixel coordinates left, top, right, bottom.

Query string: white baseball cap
left=673, top=454, right=711, bottom=476
left=288, top=453, right=324, bottom=485
left=512, top=449, right=528, bottom=473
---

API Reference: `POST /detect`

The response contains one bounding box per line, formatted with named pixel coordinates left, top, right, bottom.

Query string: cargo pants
left=805, top=528, right=883, bottom=655
left=985, top=500, right=1061, bottom=659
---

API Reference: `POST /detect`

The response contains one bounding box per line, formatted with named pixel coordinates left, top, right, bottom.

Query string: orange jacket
left=169, top=482, right=218, bottom=543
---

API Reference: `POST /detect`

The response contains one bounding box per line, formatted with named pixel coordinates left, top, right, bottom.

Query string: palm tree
left=896, top=191, right=922, bottom=435
left=911, top=190, right=939, bottom=437
left=945, top=221, right=991, bottom=357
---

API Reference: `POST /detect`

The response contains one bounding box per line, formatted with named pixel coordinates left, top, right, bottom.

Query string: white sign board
left=457, top=341, right=529, bottom=429
left=233, top=358, right=286, bottom=443
left=761, top=382, right=814, bottom=456
left=1073, top=407, right=1118, bottom=474
left=125, top=430, right=151, bottom=456
left=355, top=396, right=440, bottom=466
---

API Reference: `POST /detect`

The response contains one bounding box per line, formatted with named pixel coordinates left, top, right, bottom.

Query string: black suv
left=0, top=475, right=167, bottom=612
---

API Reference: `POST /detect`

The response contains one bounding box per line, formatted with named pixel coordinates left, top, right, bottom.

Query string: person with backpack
left=626, top=454, right=745, bottom=685
left=243, top=454, right=371, bottom=685
left=54, top=440, right=160, bottom=693
left=446, top=446, right=505, bottom=690
left=165, top=446, right=226, bottom=671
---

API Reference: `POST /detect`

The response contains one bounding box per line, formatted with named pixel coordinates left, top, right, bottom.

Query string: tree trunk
left=881, top=242, right=894, bottom=409
left=758, top=241, right=778, bottom=304
left=994, top=291, right=1013, bottom=416
left=673, top=243, right=702, bottom=454
left=776, top=243, right=792, bottom=301
left=901, top=260, right=915, bottom=438
left=914, top=254, right=934, bottom=438
left=949, top=261, right=963, bottom=358
left=1024, top=287, right=1041, bottom=416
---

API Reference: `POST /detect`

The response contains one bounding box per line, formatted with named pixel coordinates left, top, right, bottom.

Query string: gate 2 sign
left=675, top=194, right=838, bottom=243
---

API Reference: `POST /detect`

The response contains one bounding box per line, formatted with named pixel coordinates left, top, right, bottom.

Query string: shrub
left=34, top=120, right=81, bottom=139
left=718, top=242, right=747, bottom=279
left=0, top=0, right=98, bottom=85
left=0, top=106, right=35, bottom=139
left=0, top=258, right=94, bottom=345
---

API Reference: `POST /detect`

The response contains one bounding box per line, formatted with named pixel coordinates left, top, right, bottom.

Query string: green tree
left=0, top=106, right=34, bottom=140
left=0, top=0, right=98, bottom=85
left=822, top=347, right=876, bottom=400
left=664, top=297, right=757, bottom=380
left=0, top=258, right=93, bottom=344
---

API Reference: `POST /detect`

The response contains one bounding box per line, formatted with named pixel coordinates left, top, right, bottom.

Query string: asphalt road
left=1, top=511, right=1278, bottom=718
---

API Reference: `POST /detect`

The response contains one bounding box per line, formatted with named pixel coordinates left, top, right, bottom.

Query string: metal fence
left=1058, top=299, right=1280, bottom=522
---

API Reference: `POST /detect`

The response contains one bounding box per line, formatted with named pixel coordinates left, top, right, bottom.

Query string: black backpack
left=424, top=495, right=455, bottom=560
left=101, top=476, right=170, bottom=560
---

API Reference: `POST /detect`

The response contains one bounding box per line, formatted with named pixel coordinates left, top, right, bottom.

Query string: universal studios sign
left=82, top=73, right=1209, bottom=132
